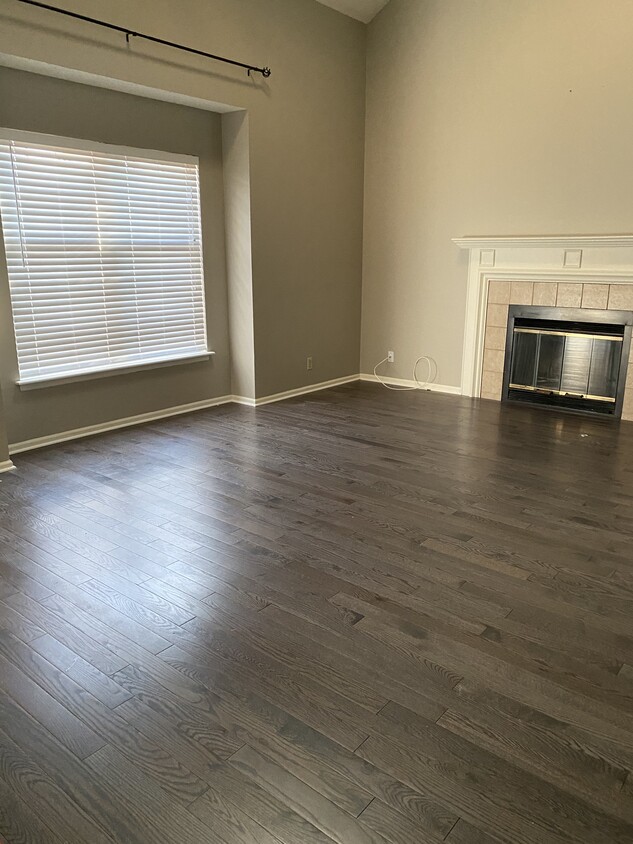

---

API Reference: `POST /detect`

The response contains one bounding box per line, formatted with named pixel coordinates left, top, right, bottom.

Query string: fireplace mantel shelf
left=453, top=235, right=633, bottom=250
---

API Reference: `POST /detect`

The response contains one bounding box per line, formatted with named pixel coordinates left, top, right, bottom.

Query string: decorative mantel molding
left=453, top=234, right=633, bottom=250
left=454, top=234, right=633, bottom=399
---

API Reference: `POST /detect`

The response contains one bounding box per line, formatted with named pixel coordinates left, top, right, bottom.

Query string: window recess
left=0, top=130, right=209, bottom=386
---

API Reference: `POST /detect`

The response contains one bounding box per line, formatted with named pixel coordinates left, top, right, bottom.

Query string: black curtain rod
left=15, top=0, right=272, bottom=77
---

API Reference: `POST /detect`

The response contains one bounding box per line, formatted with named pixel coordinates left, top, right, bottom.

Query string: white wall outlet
left=387, top=351, right=395, bottom=363
left=306, top=356, right=313, bottom=371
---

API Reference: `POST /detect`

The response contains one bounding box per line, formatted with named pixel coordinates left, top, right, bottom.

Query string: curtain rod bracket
left=15, top=0, right=272, bottom=78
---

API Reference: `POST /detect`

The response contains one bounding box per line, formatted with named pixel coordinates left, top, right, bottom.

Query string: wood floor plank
left=114, top=660, right=375, bottom=810
left=77, top=578, right=189, bottom=640
left=114, top=692, right=241, bottom=777
left=29, top=633, right=133, bottom=708
left=0, top=574, right=18, bottom=600
left=0, top=707, right=116, bottom=844
left=435, top=681, right=632, bottom=813
left=188, top=783, right=284, bottom=844
left=0, top=597, right=45, bottom=643
left=159, top=638, right=370, bottom=751
left=352, top=608, right=633, bottom=756
left=114, top=658, right=451, bottom=830
left=0, top=525, right=93, bottom=586
left=230, top=744, right=388, bottom=844
left=357, top=797, right=450, bottom=844
left=251, top=605, right=451, bottom=724
left=181, top=611, right=390, bottom=714
left=83, top=744, right=219, bottom=844
left=3, top=591, right=129, bottom=675
left=200, top=760, right=338, bottom=844
left=0, top=631, right=208, bottom=806
left=42, top=580, right=172, bottom=654
left=0, top=384, right=631, bottom=843
left=0, top=648, right=105, bottom=759
left=366, top=700, right=633, bottom=844
left=39, top=591, right=165, bottom=666
left=0, top=768, right=66, bottom=844
left=445, top=818, right=503, bottom=843
left=0, top=553, right=53, bottom=601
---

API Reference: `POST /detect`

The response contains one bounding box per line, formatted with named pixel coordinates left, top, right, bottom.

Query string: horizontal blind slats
left=0, top=137, right=208, bottom=381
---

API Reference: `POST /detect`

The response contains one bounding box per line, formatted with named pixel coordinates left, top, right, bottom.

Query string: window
left=0, top=131, right=208, bottom=386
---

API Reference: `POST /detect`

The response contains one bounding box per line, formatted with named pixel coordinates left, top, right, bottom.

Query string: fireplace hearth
left=502, top=306, right=632, bottom=417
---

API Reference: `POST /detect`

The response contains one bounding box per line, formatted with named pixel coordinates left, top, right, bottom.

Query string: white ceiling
left=314, top=0, right=390, bottom=24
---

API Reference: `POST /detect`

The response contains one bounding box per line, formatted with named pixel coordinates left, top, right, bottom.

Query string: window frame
left=0, top=128, right=212, bottom=390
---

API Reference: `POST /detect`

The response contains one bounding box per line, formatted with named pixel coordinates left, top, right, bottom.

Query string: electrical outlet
left=306, top=356, right=313, bottom=371
left=387, top=351, right=395, bottom=363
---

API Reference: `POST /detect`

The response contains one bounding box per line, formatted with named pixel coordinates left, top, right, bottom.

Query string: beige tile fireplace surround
left=482, top=280, right=633, bottom=420
left=454, top=236, right=633, bottom=422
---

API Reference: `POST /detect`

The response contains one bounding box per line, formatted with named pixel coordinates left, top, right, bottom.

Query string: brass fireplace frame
left=502, top=306, right=633, bottom=418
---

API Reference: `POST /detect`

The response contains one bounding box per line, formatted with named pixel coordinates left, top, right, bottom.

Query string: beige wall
left=0, top=0, right=366, bottom=422
left=222, top=110, right=257, bottom=399
left=362, top=0, right=633, bottom=387
left=0, top=67, right=230, bottom=444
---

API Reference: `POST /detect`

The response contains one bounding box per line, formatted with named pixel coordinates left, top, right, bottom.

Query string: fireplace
left=502, top=306, right=632, bottom=417
left=453, top=235, right=633, bottom=421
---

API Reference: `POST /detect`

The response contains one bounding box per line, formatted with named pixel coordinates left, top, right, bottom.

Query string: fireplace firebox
left=502, top=306, right=632, bottom=417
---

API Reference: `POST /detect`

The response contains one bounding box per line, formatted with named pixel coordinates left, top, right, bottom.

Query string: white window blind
left=0, top=132, right=208, bottom=385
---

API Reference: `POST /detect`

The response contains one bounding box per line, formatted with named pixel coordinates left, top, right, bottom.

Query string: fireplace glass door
left=503, top=307, right=632, bottom=417
left=510, top=328, right=621, bottom=403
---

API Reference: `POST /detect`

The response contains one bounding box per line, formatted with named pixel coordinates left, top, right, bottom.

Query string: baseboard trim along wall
left=7, top=373, right=461, bottom=456
left=360, top=373, right=462, bottom=395
left=9, top=395, right=235, bottom=455
left=8, top=376, right=358, bottom=455
left=235, top=374, right=361, bottom=407
left=0, top=459, right=16, bottom=474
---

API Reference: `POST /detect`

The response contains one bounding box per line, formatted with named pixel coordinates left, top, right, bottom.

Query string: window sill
left=17, top=351, right=214, bottom=391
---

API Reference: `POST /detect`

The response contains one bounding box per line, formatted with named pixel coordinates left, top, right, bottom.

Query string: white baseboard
left=9, top=394, right=234, bottom=455
left=7, top=378, right=359, bottom=455
left=360, top=373, right=462, bottom=395
left=0, top=459, right=16, bottom=474
left=237, top=374, right=361, bottom=407
left=7, top=373, right=461, bottom=457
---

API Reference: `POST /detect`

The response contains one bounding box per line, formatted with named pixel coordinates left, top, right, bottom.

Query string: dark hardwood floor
left=0, top=382, right=632, bottom=843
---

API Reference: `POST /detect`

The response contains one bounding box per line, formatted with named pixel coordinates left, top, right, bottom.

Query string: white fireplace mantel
left=453, top=234, right=633, bottom=250
left=453, top=234, right=633, bottom=398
